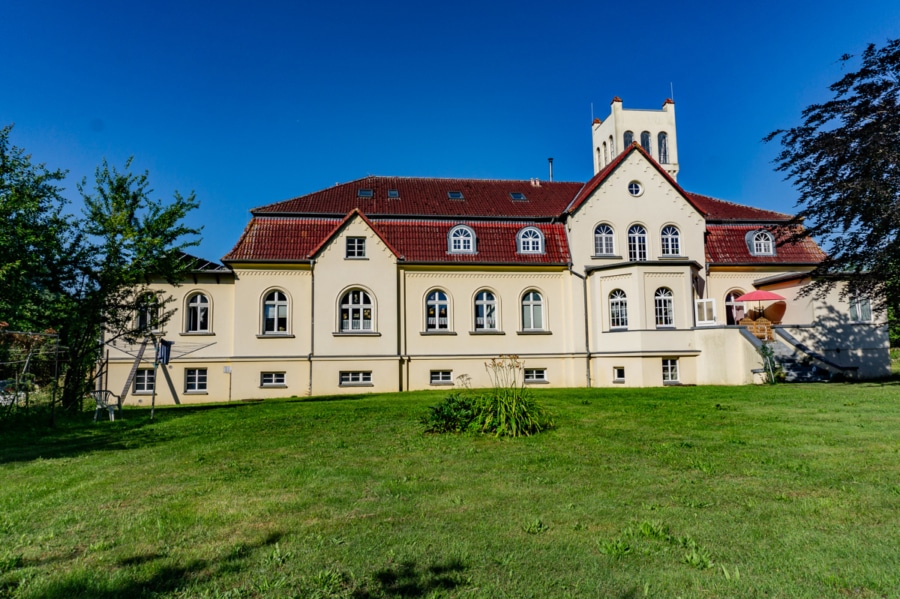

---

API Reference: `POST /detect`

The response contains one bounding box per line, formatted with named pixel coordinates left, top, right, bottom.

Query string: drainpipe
left=569, top=263, right=592, bottom=388
left=308, top=258, right=315, bottom=397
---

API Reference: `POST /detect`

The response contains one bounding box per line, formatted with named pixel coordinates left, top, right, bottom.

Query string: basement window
left=358, top=189, right=374, bottom=198
left=430, top=370, right=453, bottom=385
left=447, top=191, right=464, bottom=200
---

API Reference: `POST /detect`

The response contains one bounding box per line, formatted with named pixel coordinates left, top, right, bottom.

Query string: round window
left=627, top=181, right=643, bottom=196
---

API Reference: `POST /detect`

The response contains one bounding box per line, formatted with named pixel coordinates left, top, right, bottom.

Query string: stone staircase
left=764, top=339, right=830, bottom=383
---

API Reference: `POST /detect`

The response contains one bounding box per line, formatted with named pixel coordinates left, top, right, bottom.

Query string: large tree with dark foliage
left=766, top=39, right=900, bottom=311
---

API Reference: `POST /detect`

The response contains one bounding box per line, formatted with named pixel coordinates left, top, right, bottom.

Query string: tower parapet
left=591, top=97, right=679, bottom=180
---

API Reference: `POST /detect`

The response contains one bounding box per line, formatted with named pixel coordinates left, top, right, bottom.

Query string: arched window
left=474, top=290, right=497, bottom=330
left=661, top=225, right=680, bottom=256
left=609, top=289, right=628, bottom=329
left=751, top=231, right=775, bottom=255
left=594, top=224, right=615, bottom=255
left=609, top=135, right=615, bottom=156
left=655, top=288, right=674, bottom=327
left=340, top=289, right=373, bottom=331
left=449, top=225, right=475, bottom=254
left=627, top=225, right=647, bottom=262
left=623, top=131, right=634, bottom=147
left=725, top=290, right=746, bottom=325
left=136, top=293, right=159, bottom=332
left=517, top=227, right=543, bottom=253
left=596, top=147, right=602, bottom=168
left=263, top=290, right=289, bottom=334
left=426, top=290, right=449, bottom=331
left=186, top=293, right=210, bottom=332
left=602, top=142, right=609, bottom=164
left=640, top=131, right=651, bottom=154
left=658, top=132, right=669, bottom=164
left=521, top=290, right=544, bottom=331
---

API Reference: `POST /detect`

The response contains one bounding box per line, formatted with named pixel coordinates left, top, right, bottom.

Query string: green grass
left=2, top=383, right=900, bottom=598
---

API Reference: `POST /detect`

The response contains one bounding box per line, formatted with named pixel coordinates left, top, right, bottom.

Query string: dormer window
left=517, top=227, right=543, bottom=254
left=358, top=189, right=374, bottom=198
left=748, top=230, right=776, bottom=256
left=448, top=191, right=464, bottom=200
left=448, top=225, right=475, bottom=253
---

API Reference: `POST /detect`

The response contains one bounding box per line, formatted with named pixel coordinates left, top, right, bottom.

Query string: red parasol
left=734, top=290, right=786, bottom=319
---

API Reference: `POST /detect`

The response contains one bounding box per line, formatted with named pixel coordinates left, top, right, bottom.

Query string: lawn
left=1, top=383, right=899, bottom=598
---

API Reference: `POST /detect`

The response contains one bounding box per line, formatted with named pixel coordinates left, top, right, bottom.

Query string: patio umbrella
left=734, top=290, right=786, bottom=319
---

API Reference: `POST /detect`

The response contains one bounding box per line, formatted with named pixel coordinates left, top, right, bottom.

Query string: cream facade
left=103, top=99, right=891, bottom=404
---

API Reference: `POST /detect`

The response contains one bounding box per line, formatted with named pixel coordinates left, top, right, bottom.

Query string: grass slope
left=1, top=383, right=899, bottom=598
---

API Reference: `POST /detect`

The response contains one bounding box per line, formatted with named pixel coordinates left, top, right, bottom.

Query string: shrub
left=421, top=393, right=477, bottom=433
left=474, top=355, right=553, bottom=437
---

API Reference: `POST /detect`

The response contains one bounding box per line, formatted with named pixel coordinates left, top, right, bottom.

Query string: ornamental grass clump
left=475, top=355, right=553, bottom=437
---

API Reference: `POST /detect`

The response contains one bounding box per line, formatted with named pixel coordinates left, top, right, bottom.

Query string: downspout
left=569, top=264, right=592, bottom=388
left=398, top=264, right=406, bottom=391
left=307, top=258, right=315, bottom=397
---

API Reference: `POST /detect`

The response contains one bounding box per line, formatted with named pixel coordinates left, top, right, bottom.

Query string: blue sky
left=2, top=0, right=899, bottom=261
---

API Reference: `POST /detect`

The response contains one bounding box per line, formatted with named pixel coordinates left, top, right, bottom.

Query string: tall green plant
left=475, top=355, right=553, bottom=437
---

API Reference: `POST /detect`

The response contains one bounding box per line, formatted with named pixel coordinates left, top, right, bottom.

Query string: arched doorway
left=725, top=290, right=746, bottom=325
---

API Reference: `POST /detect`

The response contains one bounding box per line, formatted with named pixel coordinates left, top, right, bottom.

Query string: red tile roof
left=706, top=225, right=825, bottom=265
left=686, top=192, right=792, bottom=222
left=253, top=177, right=584, bottom=219
left=224, top=217, right=340, bottom=262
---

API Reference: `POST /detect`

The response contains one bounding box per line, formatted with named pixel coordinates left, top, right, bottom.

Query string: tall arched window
left=517, top=227, right=543, bottom=253
left=640, top=131, right=651, bottom=154
left=263, top=290, right=289, bottom=334
left=623, top=131, right=634, bottom=147
left=609, top=289, right=628, bottom=329
left=474, top=290, right=497, bottom=330
left=752, top=231, right=775, bottom=255
left=521, top=290, right=544, bottom=331
left=725, top=290, right=746, bottom=325
left=186, top=293, right=210, bottom=332
left=136, top=293, right=159, bottom=332
left=658, top=132, right=669, bottom=164
left=628, top=225, right=648, bottom=262
left=341, top=289, right=373, bottom=331
left=426, top=290, right=449, bottom=331
left=661, top=225, right=680, bottom=256
left=655, top=288, right=674, bottom=327
left=609, top=135, right=615, bottom=156
left=449, top=225, right=475, bottom=253
left=594, top=224, right=615, bottom=255
left=603, top=142, right=609, bottom=164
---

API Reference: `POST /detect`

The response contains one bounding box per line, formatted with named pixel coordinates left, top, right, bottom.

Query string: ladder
left=120, top=339, right=150, bottom=400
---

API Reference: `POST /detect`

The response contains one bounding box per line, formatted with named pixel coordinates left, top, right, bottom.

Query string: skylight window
left=510, top=192, right=527, bottom=201
left=388, top=189, right=399, bottom=198
left=447, top=191, right=464, bottom=200
left=358, top=189, right=374, bottom=198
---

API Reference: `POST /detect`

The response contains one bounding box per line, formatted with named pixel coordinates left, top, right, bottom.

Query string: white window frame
left=850, top=297, right=873, bottom=322
left=134, top=369, right=155, bottom=393
left=425, top=290, right=450, bottom=331
left=613, top=366, right=625, bottom=383
left=261, top=372, right=286, bottom=387
left=654, top=288, right=675, bottom=328
left=594, top=224, right=615, bottom=256
left=521, top=290, right=544, bottom=331
left=186, top=293, right=210, bottom=333
left=448, top=225, right=475, bottom=254
left=430, top=370, right=453, bottom=385
left=136, top=294, right=160, bottom=332
left=262, top=290, right=289, bottom=334
left=346, top=237, right=366, bottom=258
left=627, top=225, right=647, bottom=262
left=339, top=371, right=372, bottom=386
left=751, top=231, right=775, bottom=256
left=185, top=368, right=207, bottom=393
left=660, top=225, right=680, bottom=256
left=517, top=227, right=544, bottom=254
left=609, top=289, right=628, bottom=329
left=474, top=290, right=498, bottom=331
left=340, top=289, right=374, bottom=332
left=524, top=368, right=547, bottom=383
left=725, top=291, right=747, bottom=325
left=695, top=298, right=717, bottom=326
left=662, top=359, right=679, bottom=383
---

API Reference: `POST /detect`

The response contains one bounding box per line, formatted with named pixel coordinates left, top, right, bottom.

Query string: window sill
left=180, top=331, right=215, bottom=336
left=517, top=330, right=551, bottom=335
left=524, top=380, right=549, bottom=385
left=609, top=327, right=628, bottom=332
left=469, top=330, right=505, bottom=335
left=333, top=331, right=381, bottom=337
left=257, top=333, right=294, bottom=339
left=657, top=255, right=687, bottom=260
left=133, top=391, right=155, bottom=395
left=344, top=256, right=369, bottom=260
left=421, top=331, right=457, bottom=336
left=663, top=381, right=681, bottom=386
left=339, top=383, right=374, bottom=388
left=613, top=379, right=625, bottom=384
left=429, top=382, right=455, bottom=386
left=260, top=385, right=288, bottom=389
left=655, top=326, right=676, bottom=330
left=184, top=391, right=209, bottom=395
left=592, top=254, right=623, bottom=260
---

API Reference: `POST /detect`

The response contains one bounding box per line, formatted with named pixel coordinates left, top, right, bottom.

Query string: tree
left=765, top=38, right=900, bottom=311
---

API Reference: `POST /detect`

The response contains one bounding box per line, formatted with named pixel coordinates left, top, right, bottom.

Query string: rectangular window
left=613, top=366, right=625, bottom=383
left=695, top=299, right=717, bottom=326
left=346, top=237, right=366, bottom=258
left=261, top=372, right=286, bottom=387
left=339, top=371, right=372, bottom=386
left=388, top=189, right=399, bottom=198
left=185, top=368, right=207, bottom=392
left=850, top=298, right=872, bottom=322
left=662, top=359, right=679, bottom=383
left=524, top=368, right=547, bottom=383
left=430, top=370, right=453, bottom=384
left=134, top=369, right=155, bottom=393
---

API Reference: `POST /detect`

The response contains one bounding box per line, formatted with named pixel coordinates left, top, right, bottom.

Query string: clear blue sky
left=2, top=0, right=899, bottom=261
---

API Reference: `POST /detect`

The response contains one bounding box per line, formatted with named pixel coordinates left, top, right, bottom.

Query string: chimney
left=548, top=157, right=554, bottom=182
